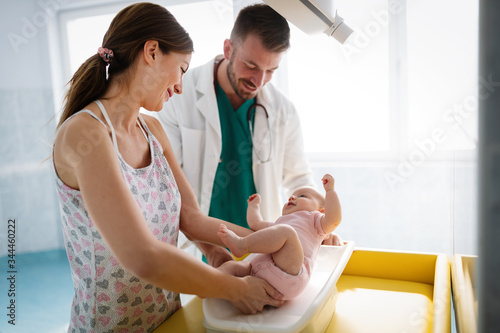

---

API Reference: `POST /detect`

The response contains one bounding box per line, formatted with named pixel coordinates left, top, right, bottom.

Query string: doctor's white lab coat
left=159, top=56, right=314, bottom=222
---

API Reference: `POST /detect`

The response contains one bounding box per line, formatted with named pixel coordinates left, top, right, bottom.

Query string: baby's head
left=282, top=186, right=325, bottom=216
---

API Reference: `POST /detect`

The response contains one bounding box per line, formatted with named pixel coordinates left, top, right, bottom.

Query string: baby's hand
left=322, top=174, right=335, bottom=191
left=248, top=193, right=261, bottom=205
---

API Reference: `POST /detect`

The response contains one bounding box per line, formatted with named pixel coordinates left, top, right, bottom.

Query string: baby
left=217, top=174, right=342, bottom=300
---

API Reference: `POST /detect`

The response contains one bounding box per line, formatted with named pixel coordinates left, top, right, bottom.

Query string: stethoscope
left=213, top=58, right=273, bottom=163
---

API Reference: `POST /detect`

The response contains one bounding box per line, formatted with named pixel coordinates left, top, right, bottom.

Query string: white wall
left=1, top=0, right=54, bottom=90
left=0, top=0, right=63, bottom=256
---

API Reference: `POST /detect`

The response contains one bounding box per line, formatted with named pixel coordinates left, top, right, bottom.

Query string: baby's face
left=282, top=187, right=323, bottom=215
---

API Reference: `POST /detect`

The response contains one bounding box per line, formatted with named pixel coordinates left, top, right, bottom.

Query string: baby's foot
left=217, top=224, right=247, bottom=258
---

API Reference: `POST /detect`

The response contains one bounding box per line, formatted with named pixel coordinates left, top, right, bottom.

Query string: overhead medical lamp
left=263, top=0, right=354, bottom=44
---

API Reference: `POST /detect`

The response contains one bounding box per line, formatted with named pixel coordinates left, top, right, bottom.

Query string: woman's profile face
left=144, top=50, right=191, bottom=112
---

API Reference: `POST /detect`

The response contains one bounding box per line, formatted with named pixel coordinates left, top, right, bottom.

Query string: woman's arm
left=146, top=116, right=254, bottom=244
left=54, top=114, right=282, bottom=313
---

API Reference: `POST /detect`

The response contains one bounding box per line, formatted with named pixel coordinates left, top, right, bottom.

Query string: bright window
left=66, top=13, right=115, bottom=76
left=286, top=0, right=478, bottom=156
left=59, top=0, right=478, bottom=157
left=406, top=0, right=478, bottom=152
left=61, top=1, right=234, bottom=86
left=287, top=0, right=390, bottom=153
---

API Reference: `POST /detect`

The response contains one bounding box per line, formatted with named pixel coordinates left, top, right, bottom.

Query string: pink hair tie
left=97, top=47, right=114, bottom=63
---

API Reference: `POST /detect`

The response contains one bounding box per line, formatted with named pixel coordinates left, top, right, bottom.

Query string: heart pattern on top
left=55, top=110, right=182, bottom=331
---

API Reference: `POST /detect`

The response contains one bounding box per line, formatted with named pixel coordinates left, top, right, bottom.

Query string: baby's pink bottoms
left=250, top=253, right=310, bottom=300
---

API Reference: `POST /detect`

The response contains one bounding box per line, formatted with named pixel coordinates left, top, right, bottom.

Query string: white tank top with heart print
left=54, top=100, right=181, bottom=332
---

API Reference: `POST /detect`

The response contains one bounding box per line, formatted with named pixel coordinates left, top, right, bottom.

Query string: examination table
left=155, top=246, right=451, bottom=333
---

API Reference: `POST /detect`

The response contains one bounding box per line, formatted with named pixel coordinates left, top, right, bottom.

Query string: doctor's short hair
left=230, top=3, right=290, bottom=53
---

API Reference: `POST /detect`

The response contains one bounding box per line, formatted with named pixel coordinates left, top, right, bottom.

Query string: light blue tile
left=17, top=89, right=46, bottom=120
left=19, top=91, right=56, bottom=165
left=0, top=89, right=19, bottom=119
left=18, top=170, right=62, bottom=253
left=19, top=126, right=53, bottom=163
left=0, top=168, right=62, bottom=256
left=0, top=250, right=73, bottom=333
left=0, top=124, right=23, bottom=166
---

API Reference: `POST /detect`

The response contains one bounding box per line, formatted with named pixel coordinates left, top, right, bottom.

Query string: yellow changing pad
left=155, top=248, right=451, bottom=333
left=327, top=249, right=451, bottom=333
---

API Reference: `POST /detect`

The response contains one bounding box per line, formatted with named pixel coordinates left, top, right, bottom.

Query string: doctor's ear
left=223, top=39, right=233, bottom=60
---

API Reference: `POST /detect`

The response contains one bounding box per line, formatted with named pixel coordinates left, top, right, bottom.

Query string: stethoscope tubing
left=213, top=59, right=273, bottom=163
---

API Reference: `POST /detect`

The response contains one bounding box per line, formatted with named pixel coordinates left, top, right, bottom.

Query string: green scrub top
left=208, top=82, right=257, bottom=229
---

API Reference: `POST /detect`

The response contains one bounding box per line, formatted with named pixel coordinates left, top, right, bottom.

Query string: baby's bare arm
left=321, top=174, right=342, bottom=234
left=247, top=194, right=271, bottom=231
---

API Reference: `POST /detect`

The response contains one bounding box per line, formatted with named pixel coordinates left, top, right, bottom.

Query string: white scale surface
left=203, top=242, right=355, bottom=333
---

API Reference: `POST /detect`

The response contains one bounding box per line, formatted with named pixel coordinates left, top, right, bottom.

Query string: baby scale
left=203, top=242, right=355, bottom=333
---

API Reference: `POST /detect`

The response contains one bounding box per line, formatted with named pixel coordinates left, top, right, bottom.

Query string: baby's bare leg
left=218, top=224, right=303, bottom=275
left=218, top=224, right=248, bottom=258
left=217, top=260, right=252, bottom=277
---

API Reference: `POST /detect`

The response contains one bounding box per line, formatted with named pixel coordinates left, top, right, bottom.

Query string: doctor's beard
left=226, top=58, right=259, bottom=102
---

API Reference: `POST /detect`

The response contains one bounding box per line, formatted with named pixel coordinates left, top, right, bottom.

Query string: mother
left=53, top=3, right=282, bottom=332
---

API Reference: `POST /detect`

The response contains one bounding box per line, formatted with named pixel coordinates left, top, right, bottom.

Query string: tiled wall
left=0, top=88, right=63, bottom=256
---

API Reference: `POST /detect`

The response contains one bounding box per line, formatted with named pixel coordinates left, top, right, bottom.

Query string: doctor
left=159, top=4, right=316, bottom=259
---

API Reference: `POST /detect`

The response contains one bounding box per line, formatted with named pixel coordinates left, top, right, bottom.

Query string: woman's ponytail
left=57, top=54, right=108, bottom=129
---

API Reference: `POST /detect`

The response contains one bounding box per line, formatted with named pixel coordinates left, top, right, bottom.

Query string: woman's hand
left=230, top=276, right=284, bottom=314
left=201, top=242, right=234, bottom=268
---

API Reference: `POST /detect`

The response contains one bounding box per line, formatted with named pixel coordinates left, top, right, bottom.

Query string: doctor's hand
left=197, top=242, right=234, bottom=268
left=231, top=276, right=284, bottom=314
left=322, top=232, right=344, bottom=246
